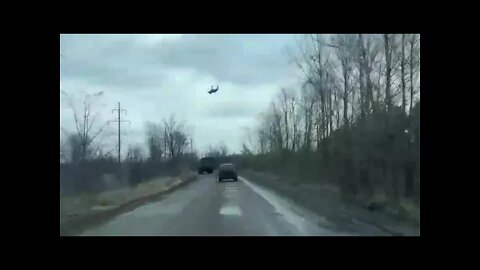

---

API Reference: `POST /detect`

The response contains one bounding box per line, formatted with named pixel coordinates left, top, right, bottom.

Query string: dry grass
left=399, top=199, right=420, bottom=225
left=60, top=168, right=198, bottom=219
left=61, top=175, right=180, bottom=219
left=360, top=192, right=420, bottom=226
left=60, top=170, right=199, bottom=235
left=364, top=192, right=389, bottom=204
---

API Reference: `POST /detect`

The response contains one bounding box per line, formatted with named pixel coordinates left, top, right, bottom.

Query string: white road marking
left=219, top=205, right=242, bottom=216
left=219, top=184, right=242, bottom=216
left=223, top=186, right=238, bottom=199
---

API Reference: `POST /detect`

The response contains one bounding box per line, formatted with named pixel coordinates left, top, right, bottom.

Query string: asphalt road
left=81, top=174, right=362, bottom=236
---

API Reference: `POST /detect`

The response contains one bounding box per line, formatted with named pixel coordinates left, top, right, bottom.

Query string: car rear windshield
left=220, top=163, right=235, bottom=170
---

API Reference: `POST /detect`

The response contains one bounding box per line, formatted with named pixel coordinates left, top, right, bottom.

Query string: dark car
left=218, top=163, right=238, bottom=182
left=198, top=157, right=215, bottom=174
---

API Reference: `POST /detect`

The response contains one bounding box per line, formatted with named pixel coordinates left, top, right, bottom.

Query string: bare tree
left=60, top=127, right=68, bottom=163
left=127, top=145, right=144, bottom=162
left=401, top=34, right=407, bottom=114
left=334, top=83, right=340, bottom=129
left=333, top=34, right=356, bottom=128
left=61, top=90, right=110, bottom=162
left=300, top=82, right=316, bottom=151
left=163, top=115, right=189, bottom=159
left=409, top=34, right=420, bottom=114
left=279, top=88, right=290, bottom=150
left=276, top=88, right=302, bottom=152
left=384, top=34, right=394, bottom=111
left=357, top=34, right=367, bottom=119
left=145, top=121, right=164, bottom=161
left=292, top=34, right=331, bottom=147
left=206, top=144, right=220, bottom=157
left=66, top=133, right=82, bottom=163
left=243, top=127, right=263, bottom=155
left=257, top=124, right=268, bottom=154
left=364, top=34, right=381, bottom=115
left=241, top=143, right=253, bottom=156
left=242, top=34, right=420, bottom=215
left=269, top=101, right=284, bottom=152
left=290, top=91, right=301, bottom=152
left=206, top=142, right=228, bottom=157
left=172, top=130, right=188, bottom=157
left=218, top=142, right=229, bottom=157
left=327, top=71, right=334, bottom=136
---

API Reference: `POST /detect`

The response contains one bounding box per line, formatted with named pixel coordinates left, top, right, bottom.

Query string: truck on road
left=198, top=157, right=215, bottom=174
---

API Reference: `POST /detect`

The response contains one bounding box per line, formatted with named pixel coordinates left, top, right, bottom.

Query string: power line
left=108, top=102, right=130, bottom=164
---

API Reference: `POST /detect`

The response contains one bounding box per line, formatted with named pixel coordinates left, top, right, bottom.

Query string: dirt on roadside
left=60, top=171, right=198, bottom=236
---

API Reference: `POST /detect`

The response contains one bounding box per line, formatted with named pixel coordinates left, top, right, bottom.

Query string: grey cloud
left=145, top=34, right=297, bottom=85
left=62, top=59, right=169, bottom=90
left=60, top=34, right=299, bottom=153
left=204, top=101, right=261, bottom=119
left=61, top=34, right=297, bottom=90
left=61, top=35, right=170, bottom=91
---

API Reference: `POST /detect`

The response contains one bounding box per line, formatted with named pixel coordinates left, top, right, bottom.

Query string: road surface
left=81, top=174, right=373, bottom=236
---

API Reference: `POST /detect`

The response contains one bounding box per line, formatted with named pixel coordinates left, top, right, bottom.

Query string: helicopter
left=208, top=85, right=219, bottom=94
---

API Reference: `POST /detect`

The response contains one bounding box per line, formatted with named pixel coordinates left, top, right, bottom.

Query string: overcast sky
left=60, top=34, right=303, bottom=157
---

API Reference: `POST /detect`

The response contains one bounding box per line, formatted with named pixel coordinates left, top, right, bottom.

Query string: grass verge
left=241, top=169, right=419, bottom=236
left=60, top=171, right=197, bottom=236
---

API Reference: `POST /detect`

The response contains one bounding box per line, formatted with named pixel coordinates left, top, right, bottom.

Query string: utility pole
left=109, top=102, right=130, bottom=164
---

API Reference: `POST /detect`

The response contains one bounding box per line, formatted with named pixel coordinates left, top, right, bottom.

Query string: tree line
left=60, top=91, right=196, bottom=195
left=241, top=34, right=420, bottom=205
